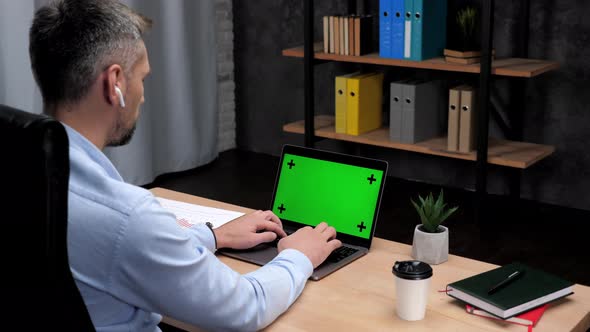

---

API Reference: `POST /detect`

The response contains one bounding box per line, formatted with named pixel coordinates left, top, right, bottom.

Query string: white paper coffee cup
left=392, top=260, right=433, bottom=321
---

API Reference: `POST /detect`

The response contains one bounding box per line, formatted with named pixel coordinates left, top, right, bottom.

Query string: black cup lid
left=392, top=260, right=433, bottom=280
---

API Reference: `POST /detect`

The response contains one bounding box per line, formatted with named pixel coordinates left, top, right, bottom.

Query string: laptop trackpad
left=220, top=245, right=278, bottom=266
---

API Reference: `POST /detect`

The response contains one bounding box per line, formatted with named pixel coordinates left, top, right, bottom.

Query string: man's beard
left=107, top=122, right=137, bottom=147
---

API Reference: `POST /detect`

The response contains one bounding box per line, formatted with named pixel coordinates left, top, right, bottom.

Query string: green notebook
left=447, top=262, right=574, bottom=319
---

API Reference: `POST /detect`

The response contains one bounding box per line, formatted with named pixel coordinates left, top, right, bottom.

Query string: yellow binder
left=346, top=72, right=384, bottom=135
left=334, top=72, right=363, bottom=133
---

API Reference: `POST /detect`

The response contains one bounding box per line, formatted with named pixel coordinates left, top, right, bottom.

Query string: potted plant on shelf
left=410, top=190, right=458, bottom=265
left=444, top=6, right=489, bottom=64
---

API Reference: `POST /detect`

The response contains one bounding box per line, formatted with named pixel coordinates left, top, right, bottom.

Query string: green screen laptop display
left=272, top=152, right=385, bottom=240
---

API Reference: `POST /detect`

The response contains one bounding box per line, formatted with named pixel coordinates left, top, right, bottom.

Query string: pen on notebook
left=488, top=270, right=524, bottom=295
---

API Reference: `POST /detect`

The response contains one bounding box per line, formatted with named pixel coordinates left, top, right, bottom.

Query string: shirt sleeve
left=108, top=194, right=313, bottom=331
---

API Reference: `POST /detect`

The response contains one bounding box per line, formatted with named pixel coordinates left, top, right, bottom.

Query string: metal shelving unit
left=286, top=0, right=553, bottom=222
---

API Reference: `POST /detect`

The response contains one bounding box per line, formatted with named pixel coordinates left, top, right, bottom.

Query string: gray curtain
left=0, top=0, right=218, bottom=185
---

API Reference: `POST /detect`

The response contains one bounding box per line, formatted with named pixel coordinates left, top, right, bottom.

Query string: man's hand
left=213, top=210, right=287, bottom=249
left=277, top=222, right=342, bottom=268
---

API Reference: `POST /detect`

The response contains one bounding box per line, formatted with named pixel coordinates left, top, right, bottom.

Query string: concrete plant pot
left=411, top=225, right=449, bottom=265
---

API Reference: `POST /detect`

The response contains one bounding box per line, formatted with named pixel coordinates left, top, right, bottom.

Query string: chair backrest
left=0, top=104, right=95, bottom=330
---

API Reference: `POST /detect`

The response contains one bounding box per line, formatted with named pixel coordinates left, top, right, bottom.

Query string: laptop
left=219, top=144, right=388, bottom=280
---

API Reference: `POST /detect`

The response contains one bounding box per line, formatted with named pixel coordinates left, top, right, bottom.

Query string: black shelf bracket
left=475, top=0, right=495, bottom=224
left=304, top=0, right=315, bottom=148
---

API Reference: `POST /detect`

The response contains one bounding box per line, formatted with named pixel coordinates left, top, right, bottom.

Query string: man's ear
left=103, top=64, right=125, bottom=106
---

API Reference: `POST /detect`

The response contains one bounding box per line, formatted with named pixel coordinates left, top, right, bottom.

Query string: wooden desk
left=152, top=188, right=590, bottom=332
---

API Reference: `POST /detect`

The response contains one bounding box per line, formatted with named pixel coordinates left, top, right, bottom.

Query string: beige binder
left=349, top=16, right=355, bottom=56
left=447, top=86, right=463, bottom=151
left=354, top=16, right=361, bottom=56
left=334, top=16, right=340, bottom=55
left=339, top=16, right=345, bottom=55
left=458, top=86, right=477, bottom=153
left=329, top=16, right=335, bottom=53
left=344, top=16, right=349, bottom=55
left=323, top=16, right=329, bottom=53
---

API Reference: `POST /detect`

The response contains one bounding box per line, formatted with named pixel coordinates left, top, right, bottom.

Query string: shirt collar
left=62, top=123, right=124, bottom=182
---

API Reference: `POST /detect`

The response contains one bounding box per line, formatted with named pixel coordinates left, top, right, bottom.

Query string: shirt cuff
left=195, top=223, right=217, bottom=253
left=274, top=248, right=314, bottom=278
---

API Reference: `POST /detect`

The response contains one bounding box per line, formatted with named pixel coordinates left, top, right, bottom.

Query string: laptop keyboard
left=265, top=230, right=358, bottom=263
left=325, top=246, right=359, bottom=263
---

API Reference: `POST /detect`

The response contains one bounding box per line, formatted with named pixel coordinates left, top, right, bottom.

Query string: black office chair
left=0, top=104, right=95, bottom=330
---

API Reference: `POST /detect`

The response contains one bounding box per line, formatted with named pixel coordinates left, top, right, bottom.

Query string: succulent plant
left=411, top=190, right=458, bottom=233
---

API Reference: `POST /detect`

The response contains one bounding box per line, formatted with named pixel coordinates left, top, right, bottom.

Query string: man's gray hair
left=29, top=0, right=152, bottom=114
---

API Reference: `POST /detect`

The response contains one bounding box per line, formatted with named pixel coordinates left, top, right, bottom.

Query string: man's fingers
left=268, top=211, right=283, bottom=228
left=322, top=226, right=337, bottom=241
left=314, top=222, right=337, bottom=241
left=256, top=231, right=278, bottom=244
left=314, top=222, right=328, bottom=232
left=263, top=210, right=281, bottom=224
left=257, top=220, right=287, bottom=238
left=254, top=210, right=283, bottom=228
left=328, top=239, right=342, bottom=251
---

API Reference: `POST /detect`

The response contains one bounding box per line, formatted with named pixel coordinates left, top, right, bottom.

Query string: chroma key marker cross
left=287, top=160, right=296, bottom=169
left=356, top=221, right=367, bottom=232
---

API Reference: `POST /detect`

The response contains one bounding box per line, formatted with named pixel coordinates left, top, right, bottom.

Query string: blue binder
left=410, top=0, right=447, bottom=61
left=379, top=0, right=393, bottom=58
left=403, top=0, right=413, bottom=59
left=391, top=0, right=405, bottom=59
left=410, top=0, right=423, bottom=61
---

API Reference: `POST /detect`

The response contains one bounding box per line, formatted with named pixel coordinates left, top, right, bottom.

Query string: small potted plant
left=444, top=6, right=488, bottom=64
left=410, top=190, right=458, bottom=265
left=456, top=6, right=479, bottom=52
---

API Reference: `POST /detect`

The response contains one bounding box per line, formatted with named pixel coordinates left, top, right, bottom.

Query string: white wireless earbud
left=114, top=85, right=126, bottom=108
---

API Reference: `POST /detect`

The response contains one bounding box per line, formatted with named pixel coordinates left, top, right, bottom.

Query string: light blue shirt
left=64, top=125, right=313, bottom=332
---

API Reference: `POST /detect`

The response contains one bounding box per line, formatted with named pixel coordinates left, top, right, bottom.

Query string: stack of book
left=334, top=72, right=383, bottom=135
left=447, top=262, right=574, bottom=331
left=466, top=303, right=549, bottom=331
left=322, top=15, right=374, bottom=56
left=379, top=0, right=447, bottom=61
left=444, top=49, right=496, bottom=65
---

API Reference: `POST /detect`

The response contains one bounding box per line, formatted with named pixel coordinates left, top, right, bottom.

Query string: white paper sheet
left=156, top=197, right=244, bottom=228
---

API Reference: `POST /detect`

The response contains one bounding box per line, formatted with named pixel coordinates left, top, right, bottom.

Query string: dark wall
left=234, top=0, right=590, bottom=211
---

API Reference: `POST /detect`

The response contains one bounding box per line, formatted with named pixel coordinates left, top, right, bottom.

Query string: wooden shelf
left=282, top=44, right=559, bottom=78
left=283, top=115, right=555, bottom=169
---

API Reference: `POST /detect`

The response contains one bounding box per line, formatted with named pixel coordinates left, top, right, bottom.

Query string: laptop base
left=219, top=245, right=368, bottom=281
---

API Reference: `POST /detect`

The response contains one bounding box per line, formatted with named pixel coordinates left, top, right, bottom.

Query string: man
left=29, top=1, right=341, bottom=331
